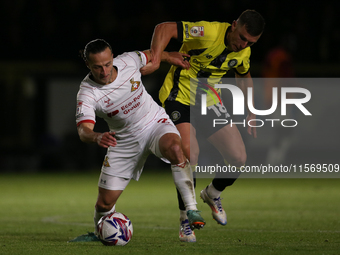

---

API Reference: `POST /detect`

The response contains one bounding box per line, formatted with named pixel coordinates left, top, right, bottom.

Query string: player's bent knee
left=96, top=188, right=122, bottom=212
left=163, top=142, right=187, bottom=165
left=227, top=152, right=247, bottom=167
left=167, top=142, right=185, bottom=164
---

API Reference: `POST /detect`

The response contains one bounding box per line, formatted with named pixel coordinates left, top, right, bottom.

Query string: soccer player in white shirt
left=69, top=39, right=204, bottom=242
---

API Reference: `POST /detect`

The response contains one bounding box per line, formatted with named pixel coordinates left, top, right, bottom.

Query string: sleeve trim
left=141, top=51, right=149, bottom=64
left=76, top=120, right=95, bottom=127
left=234, top=68, right=250, bottom=76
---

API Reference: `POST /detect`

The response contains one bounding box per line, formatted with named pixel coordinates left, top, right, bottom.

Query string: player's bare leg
left=94, top=188, right=123, bottom=228
left=159, top=133, right=205, bottom=230
left=208, top=124, right=246, bottom=168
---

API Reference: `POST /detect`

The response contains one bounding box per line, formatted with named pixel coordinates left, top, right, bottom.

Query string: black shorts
left=164, top=100, right=233, bottom=139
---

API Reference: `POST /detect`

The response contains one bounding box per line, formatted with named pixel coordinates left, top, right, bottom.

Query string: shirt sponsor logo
left=190, top=26, right=204, bottom=37
left=107, top=110, right=119, bottom=118
left=121, top=90, right=143, bottom=114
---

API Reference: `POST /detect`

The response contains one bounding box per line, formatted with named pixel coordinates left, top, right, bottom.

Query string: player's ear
left=85, top=61, right=90, bottom=69
left=231, top=20, right=237, bottom=31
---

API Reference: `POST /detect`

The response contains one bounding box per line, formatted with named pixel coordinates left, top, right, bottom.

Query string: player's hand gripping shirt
left=159, top=21, right=251, bottom=106
left=76, top=51, right=165, bottom=141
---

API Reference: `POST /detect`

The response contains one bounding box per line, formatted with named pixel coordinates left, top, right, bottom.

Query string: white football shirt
left=76, top=51, right=166, bottom=141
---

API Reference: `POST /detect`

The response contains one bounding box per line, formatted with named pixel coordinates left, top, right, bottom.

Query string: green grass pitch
left=0, top=170, right=339, bottom=255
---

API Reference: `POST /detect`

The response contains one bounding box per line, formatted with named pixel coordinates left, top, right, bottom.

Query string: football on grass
left=97, top=212, right=133, bottom=246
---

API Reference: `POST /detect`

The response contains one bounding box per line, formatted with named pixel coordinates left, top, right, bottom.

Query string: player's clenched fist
left=96, top=131, right=117, bottom=148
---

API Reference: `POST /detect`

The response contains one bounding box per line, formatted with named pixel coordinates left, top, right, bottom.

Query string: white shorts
left=100, top=115, right=180, bottom=184
left=98, top=172, right=131, bottom=191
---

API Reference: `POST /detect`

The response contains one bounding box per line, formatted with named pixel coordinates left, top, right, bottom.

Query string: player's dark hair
left=238, top=10, right=265, bottom=36
left=81, top=39, right=112, bottom=62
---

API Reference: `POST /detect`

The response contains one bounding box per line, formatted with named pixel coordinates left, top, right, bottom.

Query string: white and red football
left=97, top=212, right=133, bottom=246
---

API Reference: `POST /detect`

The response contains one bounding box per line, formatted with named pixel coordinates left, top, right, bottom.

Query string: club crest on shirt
left=228, top=59, right=238, bottom=68
left=103, top=156, right=110, bottom=167
left=190, top=26, right=204, bottom=37
left=130, top=78, right=140, bottom=92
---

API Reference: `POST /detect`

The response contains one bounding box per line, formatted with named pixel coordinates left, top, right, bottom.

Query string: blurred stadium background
left=1, top=0, right=339, bottom=172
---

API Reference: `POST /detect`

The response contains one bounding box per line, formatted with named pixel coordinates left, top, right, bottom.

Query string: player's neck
left=109, top=66, right=118, bottom=83
left=225, top=26, right=231, bottom=50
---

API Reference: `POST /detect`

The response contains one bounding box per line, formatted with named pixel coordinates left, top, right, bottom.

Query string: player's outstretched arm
left=141, top=50, right=190, bottom=75
left=77, top=122, right=117, bottom=148
left=162, top=51, right=190, bottom=70
left=140, top=22, right=178, bottom=75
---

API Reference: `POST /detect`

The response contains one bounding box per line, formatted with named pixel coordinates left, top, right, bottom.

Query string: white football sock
left=171, top=160, right=197, bottom=211
left=207, top=183, right=222, bottom=199
left=94, top=205, right=116, bottom=234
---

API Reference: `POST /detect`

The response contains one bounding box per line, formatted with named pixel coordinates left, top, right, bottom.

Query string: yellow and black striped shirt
left=159, top=21, right=251, bottom=106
